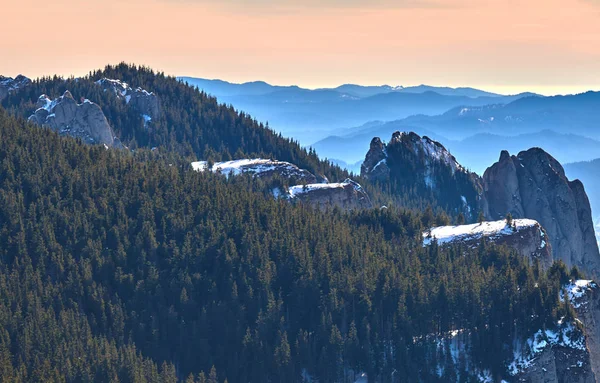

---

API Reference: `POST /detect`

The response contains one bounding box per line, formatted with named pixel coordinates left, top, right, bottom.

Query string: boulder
left=28, top=91, right=120, bottom=148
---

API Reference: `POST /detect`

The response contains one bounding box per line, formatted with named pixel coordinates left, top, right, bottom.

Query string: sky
left=1, top=0, right=599, bottom=95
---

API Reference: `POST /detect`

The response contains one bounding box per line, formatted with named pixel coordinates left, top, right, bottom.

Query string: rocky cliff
left=361, top=131, right=484, bottom=221
left=426, top=317, right=595, bottom=383
left=0, top=74, right=31, bottom=101
left=363, top=132, right=600, bottom=279
left=568, top=280, right=600, bottom=381
left=28, top=91, right=121, bottom=148
left=191, top=158, right=319, bottom=184
left=423, top=218, right=553, bottom=269
left=288, top=179, right=372, bottom=211
left=484, top=149, right=600, bottom=279
left=96, top=78, right=160, bottom=126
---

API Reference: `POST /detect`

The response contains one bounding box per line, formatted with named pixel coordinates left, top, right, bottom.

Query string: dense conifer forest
left=0, top=102, right=575, bottom=382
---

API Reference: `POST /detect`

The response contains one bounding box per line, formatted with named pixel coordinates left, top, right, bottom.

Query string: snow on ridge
left=0, top=74, right=31, bottom=92
left=96, top=78, right=130, bottom=97
left=417, top=136, right=464, bottom=174
left=35, top=93, right=95, bottom=114
left=423, top=219, right=539, bottom=246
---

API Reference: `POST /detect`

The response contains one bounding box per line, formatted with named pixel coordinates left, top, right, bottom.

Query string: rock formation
left=28, top=91, right=121, bottom=148
left=192, top=158, right=318, bottom=184
left=423, top=218, right=553, bottom=270
left=96, top=78, right=160, bottom=126
left=288, top=179, right=372, bottom=211
left=362, top=132, right=600, bottom=279
left=361, top=131, right=484, bottom=221
left=360, top=137, right=389, bottom=180
left=192, top=159, right=371, bottom=211
left=0, top=74, right=31, bottom=101
left=484, top=149, right=600, bottom=278
left=567, top=280, right=600, bottom=381
left=514, top=347, right=595, bottom=383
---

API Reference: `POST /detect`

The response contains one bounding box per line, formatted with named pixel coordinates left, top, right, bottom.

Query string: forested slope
left=0, top=63, right=346, bottom=183
left=0, top=108, right=574, bottom=382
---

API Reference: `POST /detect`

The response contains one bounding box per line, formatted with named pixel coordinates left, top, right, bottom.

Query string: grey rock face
left=423, top=219, right=554, bottom=270
left=572, top=282, right=600, bottom=381
left=483, top=149, right=600, bottom=278
left=361, top=137, right=389, bottom=181
left=197, top=159, right=319, bottom=184
left=0, top=74, right=31, bottom=100
left=96, top=78, right=160, bottom=126
left=289, top=179, right=372, bottom=211
left=28, top=91, right=120, bottom=148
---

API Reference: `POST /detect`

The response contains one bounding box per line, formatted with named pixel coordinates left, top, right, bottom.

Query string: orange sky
left=1, top=0, right=599, bottom=95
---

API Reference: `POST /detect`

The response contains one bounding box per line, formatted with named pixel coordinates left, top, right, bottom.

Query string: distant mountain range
left=179, top=77, right=535, bottom=144
left=180, top=77, right=508, bottom=99
left=314, top=128, right=600, bottom=175
left=395, top=91, right=600, bottom=140
left=313, top=91, right=600, bottom=173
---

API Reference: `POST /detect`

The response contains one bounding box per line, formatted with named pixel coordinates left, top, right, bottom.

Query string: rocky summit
left=28, top=91, right=121, bottom=148
left=364, top=131, right=600, bottom=279
left=361, top=131, right=483, bottom=221
left=484, top=149, right=600, bottom=279
left=0, top=74, right=31, bottom=101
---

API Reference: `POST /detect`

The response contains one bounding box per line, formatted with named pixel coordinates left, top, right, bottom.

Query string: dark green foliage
left=1, top=63, right=347, bottom=183
left=0, top=108, right=570, bottom=382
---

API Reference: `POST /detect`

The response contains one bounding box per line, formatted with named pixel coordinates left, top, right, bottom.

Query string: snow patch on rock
left=423, top=219, right=539, bottom=246
left=561, top=280, right=597, bottom=308
left=193, top=158, right=307, bottom=178
left=508, top=321, right=586, bottom=376
left=96, top=78, right=159, bottom=125
left=288, top=179, right=362, bottom=198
